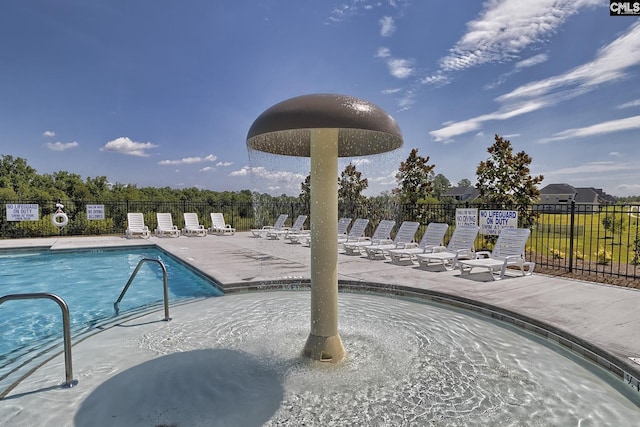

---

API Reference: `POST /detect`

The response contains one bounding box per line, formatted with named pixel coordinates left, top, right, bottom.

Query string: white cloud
left=380, top=16, right=395, bottom=37
left=229, top=166, right=305, bottom=191
left=42, top=130, right=55, bottom=138
left=430, top=101, right=545, bottom=142
left=327, top=0, right=409, bottom=24
left=200, top=166, right=215, bottom=172
left=158, top=154, right=217, bottom=165
left=543, top=161, right=637, bottom=176
left=387, top=58, right=414, bottom=79
left=515, top=53, right=548, bottom=70
left=486, top=53, right=550, bottom=89
left=616, top=183, right=640, bottom=195
left=423, top=0, right=599, bottom=85
left=617, top=99, right=640, bottom=109
left=498, top=21, right=640, bottom=104
left=46, top=141, right=78, bottom=151
left=350, top=158, right=371, bottom=166
left=375, top=47, right=391, bottom=58
left=430, top=21, right=640, bottom=142
left=216, top=161, right=233, bottom=167
left=610, top=152, right=621, bottom=157
left=382, top=88, right=401, bottom=95
left=101, top=137, right=157, bottom=157
left=540, top=115, right=640, bottom=143
left=376, top=47, right=414, bottom=79
left=368, top=170, right=398, bottom=187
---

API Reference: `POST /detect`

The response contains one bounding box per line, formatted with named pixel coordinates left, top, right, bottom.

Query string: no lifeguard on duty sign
left=610, top=1, right=640, bottom=15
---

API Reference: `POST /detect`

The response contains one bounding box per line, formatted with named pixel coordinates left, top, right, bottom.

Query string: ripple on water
left=132, top=291, right=640, bottom=425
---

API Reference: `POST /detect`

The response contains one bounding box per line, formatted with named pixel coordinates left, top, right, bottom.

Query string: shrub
left=549, top=248, right=565, bottom=259
left=595, top=247, right=612, bottom=265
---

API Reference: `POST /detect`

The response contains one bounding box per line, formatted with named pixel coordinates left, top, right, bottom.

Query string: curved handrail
left=114, top=258, right=171, bottom=321
left=0, top=293, right=77, bottom=389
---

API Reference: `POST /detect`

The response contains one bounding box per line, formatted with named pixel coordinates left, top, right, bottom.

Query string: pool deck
left=2, top=232, right=640, bottom=424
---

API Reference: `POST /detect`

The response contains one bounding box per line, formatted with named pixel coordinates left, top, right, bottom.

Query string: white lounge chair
left=336, top=217, right=352, bottom=238
left=389, top=222, right=449, bottom=265
left=209, top=212, right=235, bottom=235
left=155, top=212, right=180, bottom=237
left=182, top=213, right=207, bottom=237
left=251, top=214, right=288, bottom=238
left=293, top=217, right=354, bottom=246
left=125, top=213, right=150, bottom=239
left=457, top=228, right=535, bottom=281
left=269, top=214, right=307, bottom=240
left=338, top=218, right=369, bottom=246
left=364, top=221, right=420, bottom=260
left=415, top=225, right=479, bottom=270
left=343, top=219, right=395, bottom=255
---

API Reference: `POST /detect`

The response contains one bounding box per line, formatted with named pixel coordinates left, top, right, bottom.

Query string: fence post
left=569, top=200, right=575, bottom=273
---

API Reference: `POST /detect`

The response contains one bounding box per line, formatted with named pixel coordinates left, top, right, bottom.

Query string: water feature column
left=247, top=94, right=402, bottom=363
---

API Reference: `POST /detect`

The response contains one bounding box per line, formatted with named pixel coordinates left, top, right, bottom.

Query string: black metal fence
left=1, top=199, right=639, bottom=282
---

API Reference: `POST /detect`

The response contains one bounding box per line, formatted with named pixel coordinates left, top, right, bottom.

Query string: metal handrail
left=114, top=258, right=171, bottom=321
left=0, top=293, right=77, bottom=388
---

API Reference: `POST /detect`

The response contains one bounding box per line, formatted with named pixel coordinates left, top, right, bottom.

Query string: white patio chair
left=293, top=217, right=355, bottom=246
left=388, top=222, right=449, bottom=265
left=343, top=219, right=395, bottom=255
left=125, top=213, right=150, bottom=239
left=251, top=214, right=288, bottom=238
left=338, top=218, right=369, bottom=246
left=155, top=213, right=180, bottom=237
left=209, top=212, right=235, bottom=235
left=269, top=214, right=307, bottom=240
left=182, top=213, right=207, bottom=237
left=364, top=221, right=420, bottom=260
left=415, top=225, right=479, bottom=270
left=457, top=228, right=535, bottom=281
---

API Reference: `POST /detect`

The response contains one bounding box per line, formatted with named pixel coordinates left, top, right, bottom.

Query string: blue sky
left=1, top=1, right=639, bottom=197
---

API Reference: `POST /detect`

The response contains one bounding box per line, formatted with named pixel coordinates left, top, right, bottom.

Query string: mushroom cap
left=246, top=94, right=403, bottom=157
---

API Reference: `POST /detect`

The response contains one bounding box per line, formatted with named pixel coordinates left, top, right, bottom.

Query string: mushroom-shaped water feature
left=247, top=94, right=402, bottom=363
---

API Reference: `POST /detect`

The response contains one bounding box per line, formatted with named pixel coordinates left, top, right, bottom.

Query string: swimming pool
left=0, top=246, right=222, bottom=390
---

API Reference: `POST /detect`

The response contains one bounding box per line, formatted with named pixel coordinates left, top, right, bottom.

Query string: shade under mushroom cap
left=246, top=94, right=403, bottom=157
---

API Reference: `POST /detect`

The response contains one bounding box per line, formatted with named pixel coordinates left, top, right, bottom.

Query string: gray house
left=538, top=183, right=614, bottom=212
left=443, top=186, right=480, bottom=203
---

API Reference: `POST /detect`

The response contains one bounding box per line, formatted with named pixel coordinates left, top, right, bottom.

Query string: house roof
left=539, top=183, right=615, bottom=204
left=540, top=183, right=576, bottom=195
left=443, top=186, right=480, bottom=201
left=575, top=187, right=598, bottom=203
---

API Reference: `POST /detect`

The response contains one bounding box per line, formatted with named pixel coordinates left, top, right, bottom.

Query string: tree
left=339, top=162, right=368, bottom=214
left=0, top=155, right=38, bottom=194
left=457, top=178, right=472, bottom=187
left=299, top=174, right=311, bottom=208
left=432, top=173, right=451, bottom=200
left=476, top=134, right=543, bottom=226
left=602, top=213, right=626, bottom=238
left=393, top=148, right=435, bottom=204
left=339, top=163, right=368, bottom=200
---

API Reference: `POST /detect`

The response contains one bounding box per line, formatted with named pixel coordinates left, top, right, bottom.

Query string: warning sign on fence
left=86, top=204, right=105, bottom=220
left=479, top=210, right=518, bottom=235
left=455, top=208, right=478, bottom=227
left=6, top=204, right=39, bottom=221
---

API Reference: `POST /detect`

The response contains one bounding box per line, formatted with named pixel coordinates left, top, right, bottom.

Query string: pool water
left=0, top=247, right=222, bottom=383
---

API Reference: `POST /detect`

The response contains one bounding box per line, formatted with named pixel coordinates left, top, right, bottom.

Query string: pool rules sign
left=479, top=210, right=518, bottom=235
left=6, top=203, right=39, bottom=221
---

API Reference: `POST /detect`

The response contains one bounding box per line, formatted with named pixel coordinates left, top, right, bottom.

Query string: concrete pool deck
left=1, top=232, right=640, bottom=424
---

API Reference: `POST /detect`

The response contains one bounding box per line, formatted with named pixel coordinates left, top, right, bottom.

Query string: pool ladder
left=0, top=293, right=77, bottom=390
left=114, top=258, right=172, bottom=321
